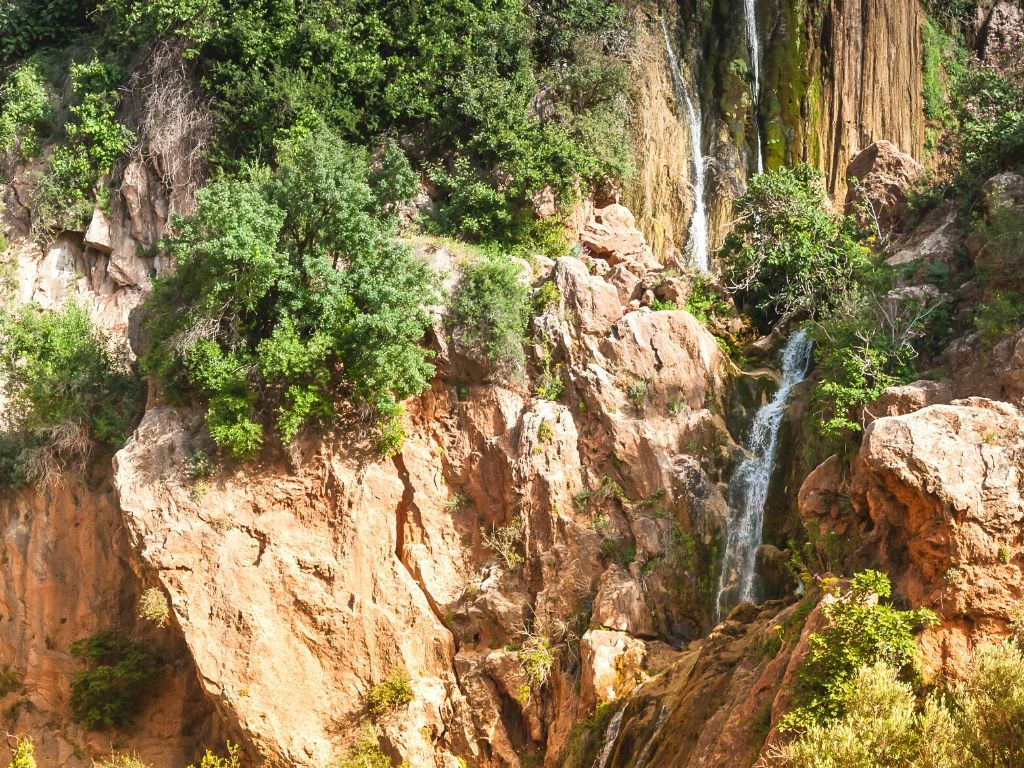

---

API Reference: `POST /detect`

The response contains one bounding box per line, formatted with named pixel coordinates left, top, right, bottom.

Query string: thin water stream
left=743, top=0, right=764, bottom=173
left=660, top=18, right=709, bottom=271
left=715, top=329, right=814, bottom=621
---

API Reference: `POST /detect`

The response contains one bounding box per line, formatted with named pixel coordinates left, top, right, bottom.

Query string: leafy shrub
left=769, top=662, right=956, bottom=768
left=140, top=128, right=439, bottom=459
left=810, top=284, right=946, bottom=455
left=33, top=58, right=135, bottom=235
left=5, top=737, right=34, bottom=768
left=772, top=641, right=1024, bottom=768
left=683, top=273, right=733, bottom=326
left=0, top=302, right=143, bottom=488
left=448, top=252, right=531, bottom=375
left=535, top=332, right=564, bottom=401
left=952, top=641, right=1024, bottom=766
left=482, top=515, right=525, bottom=571
left=185, top=744, right=240, bottom=768
left=950, top=41, right=1024, bottom=186
left=137, top=588, right=170, bottom=627
left=100, top=0, right=632, bottom=246
left=338, top=723, right=393, bottom=768
left=69, top=631, right=161, bottom=730
left=518, top=633, right=555, bottom=686
left=974, top=291, right=1024, bottom=344
left=721, top=165, right=871, bottom=329
left=366, top=669, right=414, bottom=717
left=0, top=61, right=53, bottom=159
left=779, top=571, right=938, bottom=731
left=0, top=0, right=91, bottom=63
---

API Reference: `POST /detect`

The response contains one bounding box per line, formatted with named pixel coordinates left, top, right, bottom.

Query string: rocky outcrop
left=845, top=141, right=924, bottom=234
left=0, top=473, right=220, bottom=766
left=800, top=398, right=1024, bottom=678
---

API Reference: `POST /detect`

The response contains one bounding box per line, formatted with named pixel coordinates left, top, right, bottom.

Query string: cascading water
left=743, top=0, right=765, bottom=173
left=593, top=708, right=625, bottom=768
left=659, top=18, right=709, bottom=272
left=714, top=329, right=814, bottom=622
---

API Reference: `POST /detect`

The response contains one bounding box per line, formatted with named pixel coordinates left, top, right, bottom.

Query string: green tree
left=448, top=252, right=531, bottom=375
left=141, top=129, right=438, bottom=459
left=721, top=165, right=871, bottom=328
left=780, top=571, right=938, bottom=731
left=69, top=631, right=161, bottom=730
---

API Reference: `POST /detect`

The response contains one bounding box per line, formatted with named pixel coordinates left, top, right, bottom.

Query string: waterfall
left=714, top=329, right=814, bottom=622
left=744, top=0, right=764, bottom=173
left=593, top=708, right=625, bottom=768
left=659, top=18, right=709, bottom=272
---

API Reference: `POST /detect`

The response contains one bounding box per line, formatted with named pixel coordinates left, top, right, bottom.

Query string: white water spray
left=715, top=329, right=814, bottom=621
left=744, top=0, right=764, bottom=173
left=660, top=18, right=709, bottom=271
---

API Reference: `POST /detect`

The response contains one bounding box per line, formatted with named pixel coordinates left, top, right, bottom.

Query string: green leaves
left=0, top=302, right=143, bottom=488
left=780, top=571, right=935, bottom=732
left=447, top=251, right=531, bottom=376
left=0, top=61, right=53, bottom=159
left=69, top=631, right=161, bottom=730
left=722, top=165, right=871, bottom=328
left=141, top=128, right=439, bottom=459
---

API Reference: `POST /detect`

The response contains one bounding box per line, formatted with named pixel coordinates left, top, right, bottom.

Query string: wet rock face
left=844, top=141, right=924, bottom=234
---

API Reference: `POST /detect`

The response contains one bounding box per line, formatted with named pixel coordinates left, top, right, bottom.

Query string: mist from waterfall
left=744, top=0, right=764, bottom=173
left=714, top=329, right=814, bottom=622
left=660, top=18, right=709, bottom=271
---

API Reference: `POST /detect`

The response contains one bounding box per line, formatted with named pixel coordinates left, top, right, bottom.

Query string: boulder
left=853, top=398, right=1024, bottom=672
left=578, top=629, right=647, bottom=712
left=580, top=204, right=661, bottom=274
left=887, top=201, right=962, bottom=268
left=869, top=379, right=952, bottom=418
left=592, top=566, right=655, bottom=637
left=845, top=141, right=923, bottom=234
left=83, top=208, right=113, bottom=253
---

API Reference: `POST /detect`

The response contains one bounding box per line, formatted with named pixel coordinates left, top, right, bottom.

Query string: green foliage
left=779, top=571, right=938, bottom=731
left=141, top=129, right=438, bottom=459
left=769, top=662, right=957, bottom=768
left=721, top=165, right=871, bottom=328
left=683, top=273, right=734, bottom=326
left=338, top=724, right=394, bottom=768
left=534, top=330, right=564, bottom=401
left=94, top=754, right=152, bottom=768
left=185, top=744, right=240, bottom=768
left=99, top=0, right=632, bottom=246
left=367, top=669, right=414, bottom=717
left=0, top=302, right=143, bottom=488
left=810, top=283, right=946, bottom=455
left=369, top=138, right=418, bottom=217
left=949, top=39, right=1024, bottom=188
left=5, top=737, right=34, bottom=768
left=975, top=291, right=1024, bottom=345
left=772, top=641, right=1024, bottom=768
left=518, top=634, right=555, bottom=687
left=448, top=252, right=530, bottom=375
left=951, top=641, right=1024, bottom=767
left=0, top=61, right=53, bottom=159
left=482, top=515, right=525, bottom=571
left=533, top=280, right=561, bottom=314
left=69, top=631, right=161, bottom=730
left=33, top=58, right=135, bottom=234
left=0, top=0, right=91, bottom=63
left=137, top=588, right=170, bottom=627
left=921, top=18, right=952, bottom=124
